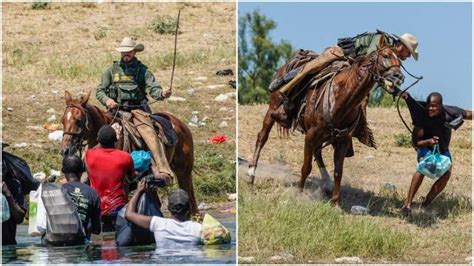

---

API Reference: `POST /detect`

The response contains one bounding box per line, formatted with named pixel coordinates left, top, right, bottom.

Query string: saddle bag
left=41, top=183, right=85, bottom=246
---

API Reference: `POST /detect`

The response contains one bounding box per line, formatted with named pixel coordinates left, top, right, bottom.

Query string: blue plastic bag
left=131, top=150, right=152, bottom=172
left=416, top=145, right=452, bottom=179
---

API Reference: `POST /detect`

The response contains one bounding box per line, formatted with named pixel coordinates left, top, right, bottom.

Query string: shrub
left=94, top=27, right=108, bottom=41
left=394, top=133, right=412, bottom=147
left=31, top=2, right=49, bottom=10
left=150, top=15, right=178, bottom=35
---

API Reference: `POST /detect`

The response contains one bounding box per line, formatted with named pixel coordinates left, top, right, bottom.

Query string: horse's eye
left=382, top=53, right=389, bottom=59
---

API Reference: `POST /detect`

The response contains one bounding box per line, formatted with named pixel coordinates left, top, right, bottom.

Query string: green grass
left=239, top=182, right=412, bottom=263
left=193, top=143, right=235, bottom=202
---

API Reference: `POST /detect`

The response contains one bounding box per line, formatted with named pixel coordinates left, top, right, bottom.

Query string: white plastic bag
left=1, top=193, right=11, bottom=222
left=36, top=187, right=47, bottom=233
left=28, top=189, right=40, bottom=236
left=28, top=184, right=46, bottom=236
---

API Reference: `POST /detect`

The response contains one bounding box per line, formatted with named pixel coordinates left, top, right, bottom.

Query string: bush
left=394, top=133, right=412, bottom=147
left=31, top=2, right=49, bottom=10
left=94, top=27, right=108, bottom=41
left=150, top=15, right=178, bottom=35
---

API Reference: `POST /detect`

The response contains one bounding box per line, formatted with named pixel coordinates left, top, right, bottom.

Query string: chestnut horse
left=248, top=36, right=404, bottom=206
left=60, top=91, right=198, bottom=214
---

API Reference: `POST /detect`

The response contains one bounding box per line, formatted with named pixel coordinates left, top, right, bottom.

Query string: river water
left=2, top=218, right=236, bottom=264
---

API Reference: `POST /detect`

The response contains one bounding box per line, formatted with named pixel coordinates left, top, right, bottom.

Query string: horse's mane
left=67, top=98, right=113, bottom=125
left=337, top=52, right=375, bottom=90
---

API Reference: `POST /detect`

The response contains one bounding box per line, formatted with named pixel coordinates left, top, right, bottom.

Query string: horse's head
left=60, top=91, right=91, bottom=156
left=371, top=35, right=405, bottom=94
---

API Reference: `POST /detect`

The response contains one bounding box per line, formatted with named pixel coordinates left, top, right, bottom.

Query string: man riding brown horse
left=96, top=37, right=174, bottom=186
left=248, top=35, right=405, bottom=207
left=270, top=30, right=419, bottom=127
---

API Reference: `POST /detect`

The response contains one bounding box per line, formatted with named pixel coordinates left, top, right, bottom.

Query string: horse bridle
left=63, top=104, right=91, bottom=155
left=365, top=49, right=402, bottom=93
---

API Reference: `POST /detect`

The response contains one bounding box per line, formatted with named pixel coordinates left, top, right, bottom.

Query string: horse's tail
left=277, top=124, right=290, bottom=139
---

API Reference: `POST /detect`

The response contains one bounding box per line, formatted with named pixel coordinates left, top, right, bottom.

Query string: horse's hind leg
left=314, top=147, right=334, bottom=195
left=247, top=107, right=275, bottom=184
left=300, top=128, right=317, bottom=191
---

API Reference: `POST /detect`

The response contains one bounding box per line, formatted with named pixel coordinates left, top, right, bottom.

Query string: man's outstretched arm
left=124, top=179, right=152, bottom=230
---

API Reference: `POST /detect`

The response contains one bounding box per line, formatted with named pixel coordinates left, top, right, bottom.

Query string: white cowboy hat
left=115, top=37, right=144, bottom=53
left=398, top=33, right=418, bottom=61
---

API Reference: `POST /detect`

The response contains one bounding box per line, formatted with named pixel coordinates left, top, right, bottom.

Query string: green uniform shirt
left=353, top=32, right=397, bottom=58
left=351, top=31, right=398, bottom=103
left=96, top=58, right=164, bottom=106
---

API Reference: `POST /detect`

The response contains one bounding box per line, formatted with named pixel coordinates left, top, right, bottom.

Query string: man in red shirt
left=85, top=125, right=135, bottom=231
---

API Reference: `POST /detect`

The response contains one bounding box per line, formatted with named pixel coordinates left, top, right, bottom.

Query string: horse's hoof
left=322, top=181, right=334, bottom=195
left=246, top=167, right=256, bottom=185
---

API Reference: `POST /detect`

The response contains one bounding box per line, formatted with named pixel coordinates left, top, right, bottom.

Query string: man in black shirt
left=2, top=178, right=27, bottom=245
left=61, top=155, right=101, bottom=241
left=400, top=92, right=472, bottom=215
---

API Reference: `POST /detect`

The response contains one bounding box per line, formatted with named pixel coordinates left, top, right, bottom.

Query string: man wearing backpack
left=62, top=155, right=101, bottom=241
left=41, top=155, right=101, bottom=246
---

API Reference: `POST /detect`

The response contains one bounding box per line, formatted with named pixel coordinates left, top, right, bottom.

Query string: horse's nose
left=392, top=72, right=405, bottom=85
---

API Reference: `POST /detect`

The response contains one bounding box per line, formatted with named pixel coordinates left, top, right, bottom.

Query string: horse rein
left=396, top=63, right=424, bottom=134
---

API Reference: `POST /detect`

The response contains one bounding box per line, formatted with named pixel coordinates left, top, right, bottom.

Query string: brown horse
left=60, top=91, right=198, bottom=214
left=248, top=36, right=404, bottom=206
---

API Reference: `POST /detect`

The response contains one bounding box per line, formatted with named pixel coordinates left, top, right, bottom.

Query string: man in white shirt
left=125, top=179, right=202, bottom=246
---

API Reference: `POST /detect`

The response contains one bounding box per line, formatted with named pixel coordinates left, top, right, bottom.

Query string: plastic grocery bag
left=416, top=145, right=452, bottom=179
left=199, top=214, right=231, bottom=245
left=28, top=184, right=46, bottom=236
left=131, top=150, right=152, bottom=172
left=1, top=193, right=10, bottom=222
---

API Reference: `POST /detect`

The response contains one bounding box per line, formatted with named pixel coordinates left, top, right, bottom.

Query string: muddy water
left=2, top=217, right=235, bottom=264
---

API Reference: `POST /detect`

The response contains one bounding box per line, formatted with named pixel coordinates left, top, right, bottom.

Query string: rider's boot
left=132, top=110, right=175, bottom=185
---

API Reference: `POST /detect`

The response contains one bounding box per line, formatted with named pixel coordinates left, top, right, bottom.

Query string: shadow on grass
left=285, top=175, right=471, bottom=228
left=238, top=158, right=471, bottom=228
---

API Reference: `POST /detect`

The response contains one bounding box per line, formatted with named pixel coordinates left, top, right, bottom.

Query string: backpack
left=41, top=183, right=86, bottom=246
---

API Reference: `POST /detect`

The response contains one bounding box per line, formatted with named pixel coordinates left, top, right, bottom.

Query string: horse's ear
left=378, top=33, right=387, bottom=49
left=65, top=90, right=72, bottom=105
left=80, top=90, right=91, bottom=106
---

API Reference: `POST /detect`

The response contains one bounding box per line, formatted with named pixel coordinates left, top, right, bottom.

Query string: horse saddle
left=268, top=49, right=319, bottom=92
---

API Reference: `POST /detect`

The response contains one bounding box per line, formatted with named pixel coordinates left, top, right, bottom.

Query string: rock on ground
left=334, top=256, right=363, bottom=264
left=238, top=256, right=255, bottom=263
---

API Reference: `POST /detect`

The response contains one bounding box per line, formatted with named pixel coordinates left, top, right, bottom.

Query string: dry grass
left=2, top=3, right=236, bottom=202
left=238, top=104, right=472, bottom=263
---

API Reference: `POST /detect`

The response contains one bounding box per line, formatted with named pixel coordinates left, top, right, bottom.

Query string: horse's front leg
left=300, top=128, right=318, bottom=191
left=247, top=106, right=275, bottom=184
left=331, top=138, right=351, bottom=207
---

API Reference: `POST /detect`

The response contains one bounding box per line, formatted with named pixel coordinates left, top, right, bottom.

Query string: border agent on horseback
left=270, top=30, right=419, bottom=127
left=95, top=37, right=175, bottom=185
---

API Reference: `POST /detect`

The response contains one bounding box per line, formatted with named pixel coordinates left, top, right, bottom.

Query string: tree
left=238, top=10, right=293, bottom=104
